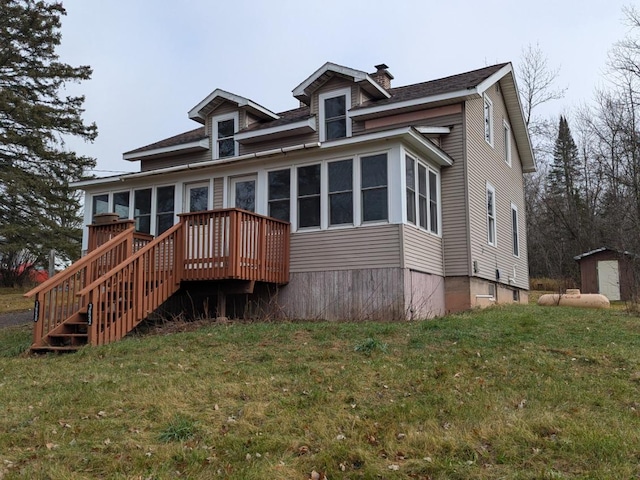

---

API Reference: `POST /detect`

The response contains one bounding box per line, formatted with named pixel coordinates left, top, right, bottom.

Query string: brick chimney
left=370, top=63, right=394, bottom=90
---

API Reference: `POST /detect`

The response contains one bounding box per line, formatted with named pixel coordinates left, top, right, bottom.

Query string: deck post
left=217, top=288, right=226, bottom=319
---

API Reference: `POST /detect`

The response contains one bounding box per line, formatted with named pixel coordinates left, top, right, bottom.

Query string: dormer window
left=213, top=112, right=238, bottom=159
left=319, top=88, right=351, bottom=142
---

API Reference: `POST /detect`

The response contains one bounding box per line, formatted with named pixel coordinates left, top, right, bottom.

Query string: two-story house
left=28, top=61, right=534, bottom=351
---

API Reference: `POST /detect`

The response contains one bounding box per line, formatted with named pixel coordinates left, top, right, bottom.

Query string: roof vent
left=371, top=63, right=394, bottom=90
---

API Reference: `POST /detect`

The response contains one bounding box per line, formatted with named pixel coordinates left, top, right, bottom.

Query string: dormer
left=292, top=62, right=391, bottom=142
left=188, top=89, right=280, bottom=159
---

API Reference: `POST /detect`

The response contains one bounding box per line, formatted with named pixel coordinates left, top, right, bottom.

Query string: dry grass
left=0, top=287, right=33, bottom=314
left=1, top=305, right=640, bottom=478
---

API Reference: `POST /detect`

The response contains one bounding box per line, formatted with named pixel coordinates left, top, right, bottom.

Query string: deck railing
left=28, top=209, right=290, bottom=349
left=180, top=209, right=290, bottom=284
left=25, top=227, right=138, bottom=346
left=77, top=222, right=184, bottom=346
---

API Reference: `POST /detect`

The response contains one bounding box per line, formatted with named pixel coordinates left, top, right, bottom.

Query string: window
left=503, top=120, right=512, bottom=166
left=405, top=156, right=439, bottom=234
left=328, top=159, right=353, bottom=225
left=113, top=191, right=130, bottom=219
left=487, top=184, right=496, bottom=246
left=429, top=170, right=439, bottom=234
left=92, top=194, right=108, bottom=218
left=418, top=164, right=428, bottom=229
left=319, top=88, right=351, bottom=141
left=186, top=184, right=208, bottom=212
left=268, top=169, right=290, bottom=222
left=214, top=113, right=238, bottom=159
left=484, top=94, right=493, bottom=146
left=406, top=157, right=416, bottom=225
left=361, top=154, right=388, bottom=222
left=297, top=164, right=321, bottom=228
left=134, top=189, right=152, bottom=234
left=511, top=203, right=519, bottom=257
left=156, top=186, right=175, bottom=235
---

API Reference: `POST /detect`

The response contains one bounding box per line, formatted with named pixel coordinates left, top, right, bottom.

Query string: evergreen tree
left=548, top=116, right=581, bottom=202
left=0, top=0, right=96, bottom=286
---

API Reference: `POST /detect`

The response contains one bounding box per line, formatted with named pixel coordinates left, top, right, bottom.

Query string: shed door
left=598, top=260, right=620, bottom=301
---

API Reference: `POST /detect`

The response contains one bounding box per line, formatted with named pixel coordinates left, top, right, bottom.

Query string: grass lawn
left=0, top=287, right=33, bottom=314
left=1, top=305, right=639, bottom=479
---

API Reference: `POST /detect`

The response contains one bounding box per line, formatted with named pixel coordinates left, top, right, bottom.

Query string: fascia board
left=235, top=117, right=316, bottom=143
left=123, top=139, right=209, bottom=161
left=320, top=127, right=453, bottom=167
left=188, top=88, right=279, bottom=123
left=349, top=89, right=478, bottom=119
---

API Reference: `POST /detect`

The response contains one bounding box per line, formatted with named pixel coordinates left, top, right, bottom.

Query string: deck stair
left=25, top=209, right=289, bottom=353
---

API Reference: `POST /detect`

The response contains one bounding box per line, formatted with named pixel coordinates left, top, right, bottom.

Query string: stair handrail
left=75, top=222, right=183, bottom=298
left=24, top=226, right=135, bottom=299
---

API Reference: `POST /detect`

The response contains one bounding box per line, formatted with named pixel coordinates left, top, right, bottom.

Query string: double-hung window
left=487, top=184, right=496, bottom=246
left=328, top=159, right=353, bottom=225
left=297, top=164, right=321, bottom=228
left=319, top=88, right=351, bottom=141
left=214, top=113, right=238, bottom=159
left=268, top=169, right=291, bottom=222
left=484, top=94, right=493, bottom=146
left=405, top=156, right=439, bottom=234
left=361, top=154, right=388, bottom=222
left=511, top=203, right=519, bottom=257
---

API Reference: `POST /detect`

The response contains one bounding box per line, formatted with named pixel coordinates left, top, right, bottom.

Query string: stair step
left=31, top=345, right=83, bottom=353
left=48, top=333, right=88, bottom=338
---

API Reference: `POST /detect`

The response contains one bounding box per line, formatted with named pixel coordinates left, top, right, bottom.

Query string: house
left=26, top=61, right=535, bottom=352
left=574, top=248, right=639, bottom=301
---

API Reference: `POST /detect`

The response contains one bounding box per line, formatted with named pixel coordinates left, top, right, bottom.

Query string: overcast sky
left=56, top=0, right=632, bottom=176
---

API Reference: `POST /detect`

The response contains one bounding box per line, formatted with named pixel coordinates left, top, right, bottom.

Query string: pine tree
left=0, top=0, right=97, bottom=286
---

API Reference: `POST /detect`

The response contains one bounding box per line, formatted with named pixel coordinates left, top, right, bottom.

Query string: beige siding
left=213, top=177, right=224, bottom=208
left=465, top=85, right=529, bottom=290
left=401, top=225, right=444, bottom=276
left=140, top=149, right=210, bottom=172
left=290, top=224, right=401, bottom=273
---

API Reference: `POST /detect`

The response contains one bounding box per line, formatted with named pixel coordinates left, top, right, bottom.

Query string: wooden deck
left=25, top=209, right=290, bottom=351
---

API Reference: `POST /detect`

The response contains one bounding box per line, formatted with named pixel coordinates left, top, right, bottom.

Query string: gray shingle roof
left=124, top=63, right=508, bottom=156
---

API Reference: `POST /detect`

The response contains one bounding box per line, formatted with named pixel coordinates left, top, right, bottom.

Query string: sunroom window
left=297, top=164, right=321, bottom=228
left=113, top=191, right=130, bottom=219
left=92, top=194, right=108, bottom=218
left=405, top=156, right=439, bottom=234
left=328, top=159, right=353, bottom=225
left=268, top=169, right=291, bottom=222
left=361, top=154, right=388, bottom=222
left=134, top=189, right=152, bottom=234
left=156, top=186, right=175, bottom=235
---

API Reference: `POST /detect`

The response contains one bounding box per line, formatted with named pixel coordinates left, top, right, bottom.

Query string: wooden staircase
left=25, top=209, right=290, bottom=353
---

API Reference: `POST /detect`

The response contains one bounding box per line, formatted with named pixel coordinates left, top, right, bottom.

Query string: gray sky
left=56, top=0, right=632, bottom=176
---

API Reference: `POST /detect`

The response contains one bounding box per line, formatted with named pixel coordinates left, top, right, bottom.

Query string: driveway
left=0, top=310, right=32, bottom=328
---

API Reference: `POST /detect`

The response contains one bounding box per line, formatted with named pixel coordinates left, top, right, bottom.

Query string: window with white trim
left=268, top=169, right=291, bottom=222
left=361, top=153, right=388, bottom=222
left=484, top=94, right=493, bottom=146
left=503, top=120, right=512, bottom=166
left=297, top=164, right=321, bottom=228
left=92, top=194, right=109, bottom=218
left=406, top=156, right=416, bottom=225
left=134, top=188, right=152, bottom=234
left=487, top=183, right=496, bottom=246
left=328, top=159, right=353, bottom=225
left=113, top=191, right=130, bottom=219
left=405, top=155, right=440, bottom=234
left=156, top=185, right=175, bottom=235
left=213, top=112, right=238, bottom=159
left=319, top=88, right=351, bottom=141
left=511, top=203, right=519, bottom=257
